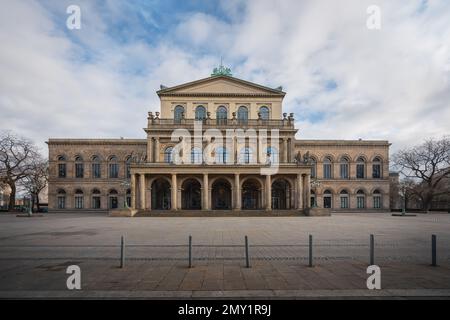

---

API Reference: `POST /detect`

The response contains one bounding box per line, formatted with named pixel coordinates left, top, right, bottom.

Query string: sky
left=0, top=0, right=449, bottom=158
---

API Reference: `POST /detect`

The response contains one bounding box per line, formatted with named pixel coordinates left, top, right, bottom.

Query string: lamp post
left=310, top=178, right=321, bottom=208
left=27, top=192, right=33, bottom=217
left=120, top=180, right=131, bottom=209
left=399, top=185, right=407, bottom=216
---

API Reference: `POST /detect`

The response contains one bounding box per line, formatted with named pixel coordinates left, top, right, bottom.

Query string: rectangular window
left=357, top=196, right=365, bottom=209
left=92, top=197, right=101, bottom=209
left=57, top=196, right=65, bottom=209
left=373, top=196, right=381, bottom=209
left=58, top=164, right=66, bottom=178
left=75, top=163, right=84, bottom=178
left=110, top=197, right=118, bottom=209
left=323, top=196, right=332, bottom=208
left=126, top=165, right=131, bottom=179
left=75, top=196, right=83, bottom=209
left=372, top=164, right=381, bottom=179
left=340, top=196, right=349, bottom=209
left=356, top=164, right=365, bottom=179
left=323, top=164, right=332, bottom=179
left=340, top=164, right=349, bottom=179
left=126, top=196, right=131, bottom=208
left=92, top=163, right=101, bottom=178
left=311, top=165, right=316, bottom=178
left=109, top=164, right=119, bottom=178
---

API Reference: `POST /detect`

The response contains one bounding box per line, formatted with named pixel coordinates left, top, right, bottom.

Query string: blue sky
left=0, top=0, right=449, bottom=155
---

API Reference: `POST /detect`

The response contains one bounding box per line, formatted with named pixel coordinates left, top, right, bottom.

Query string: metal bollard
left=370, top=234, right=375, bottom=266
left=120, top=235, right=125, bottom=268
left=188, top=235, right=192, bottom=268
left=245, top=235, right=250, bottom=268
left=309, top=234, right=313, bottom=267
left=432, top=234, right=437, bottom=267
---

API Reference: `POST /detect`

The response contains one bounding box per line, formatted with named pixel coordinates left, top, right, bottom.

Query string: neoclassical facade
left=47, top=71, right=390, bottom=214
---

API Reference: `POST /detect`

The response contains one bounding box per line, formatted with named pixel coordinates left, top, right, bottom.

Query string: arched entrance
left=212, top=179, right=232, bottom=210
left=272, top=179, right=291, bottom=209
left=151, top=178, right=171, bottom=210
left=242, top=179, right=261, bottom=210
left=182, top=179, right=202, bottom=210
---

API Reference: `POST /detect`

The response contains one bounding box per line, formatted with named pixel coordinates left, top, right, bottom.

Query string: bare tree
left=18, top=156, right=48, bottom=211
left=0, top=131, right=40, bottom=210
left=393, top=136, right=450, bottom=211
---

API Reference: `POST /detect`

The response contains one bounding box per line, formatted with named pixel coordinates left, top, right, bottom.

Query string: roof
left=156, top=75, right=286, bottom=97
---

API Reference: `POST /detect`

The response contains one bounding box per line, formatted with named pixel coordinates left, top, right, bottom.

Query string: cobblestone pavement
left=0, top=212, right=449, bottom=297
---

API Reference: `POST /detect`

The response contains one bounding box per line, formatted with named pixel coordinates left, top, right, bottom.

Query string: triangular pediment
left=157, top=76, right=285, bottom=96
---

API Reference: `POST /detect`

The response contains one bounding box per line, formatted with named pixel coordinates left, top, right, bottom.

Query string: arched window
left=237, top=106, right=248, bottom=125
left=259, top=106, right=270, bottom=120
left=216, top=147, right=229, bottom=164
left=75, top=156, right=84, bottom=178
left=239, top=147, right=254, bottom=164
left=195, top=106, right=207, bottom=121
left=109, top=189, right=118, bottom=209
left=356, top=157, right=365, bottom=179
left=357, top=189, right=365, bottom=208
left=125, top=156, right=132, bottom=179
left=323, top=157, right=332, bottom=179
left=57, top=156, right=66, bottom=178
left=310, top=158, right=317, bottom=178
left=92, top=156, right=101, bottom=178
left=92, top=189, right=101, bottom=209
left=74, top=189, right=83, bottom=209
left=164, top=147, right=174, bottom=163
left=57, top=189, right=66, bottom=209
left=373, top=189, right=382, bottom=209
left=191, top=147, right=202, bottom=164
left=340, top=157, right=349, bottom=179
left=311, top=190, right=316, bottom=207
left=372, top=157, right=382, bottom=179
left=109, top=156, right=119, bottom=178
left=266, top=147, right=279, bottom=164
left=323, top=190, right=332, bottom=208
left=340, top=190, right=349, bottom=209
left=216, top=106, right=227, bottom=125
left=174, top=105, right=184, bottom=123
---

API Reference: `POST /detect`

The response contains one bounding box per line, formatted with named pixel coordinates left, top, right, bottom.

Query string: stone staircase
left=134, top=209, right=306, bottom=217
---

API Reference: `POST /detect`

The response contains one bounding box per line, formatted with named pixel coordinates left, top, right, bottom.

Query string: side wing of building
left=295, top=140, right=390, bottom=210
left=47, top=139, right=147, bottom=211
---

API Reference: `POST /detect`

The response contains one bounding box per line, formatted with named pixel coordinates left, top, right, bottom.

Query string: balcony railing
left=147, top=118, right=295, bottom=129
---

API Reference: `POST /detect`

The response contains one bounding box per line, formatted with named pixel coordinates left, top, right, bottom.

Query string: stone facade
left=47, top=74, right=390, bottom=214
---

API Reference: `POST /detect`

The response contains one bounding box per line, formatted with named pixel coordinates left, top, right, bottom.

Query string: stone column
left=147, top=138, right=153, bottom=163
left=139, top=174, right=146, bottom=209
left=305, top=174, right=311, bottom=208
left=296, top=174, right=302, bottom=209
left=265, top=174, right=272, bottom=211
left=131, top=173, right=136, bottom=209
left=234, top=174, right=241, bottom=210
left=283, top=138, right=288, bottom=163
left=203, top=174, right=209, bottom=211
left=171, top=174, right=177, bottom=210
left=155, top=137, right=160, bottom=162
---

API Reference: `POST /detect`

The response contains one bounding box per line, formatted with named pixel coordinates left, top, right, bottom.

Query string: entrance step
left=134, top=210, right=306, bottom=217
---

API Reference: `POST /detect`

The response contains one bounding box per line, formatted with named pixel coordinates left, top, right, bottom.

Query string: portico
left=130, top=164, right=312, bottom=213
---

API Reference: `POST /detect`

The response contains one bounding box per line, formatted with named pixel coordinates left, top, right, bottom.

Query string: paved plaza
left=0, top=212, right=449, bottom=298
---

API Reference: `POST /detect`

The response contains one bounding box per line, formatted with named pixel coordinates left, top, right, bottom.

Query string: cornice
left=47, top=139, right=147, bottom=146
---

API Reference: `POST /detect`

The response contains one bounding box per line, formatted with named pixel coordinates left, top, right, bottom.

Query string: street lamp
left=310, top=178, right=321, bottom=208
left=120, top=180, right=131, bottom=209
left=399, top=185, right=407, bottom=216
